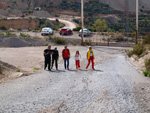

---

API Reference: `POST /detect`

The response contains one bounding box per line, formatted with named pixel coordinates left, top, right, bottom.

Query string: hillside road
left=0, top=46, right=150, bottom=113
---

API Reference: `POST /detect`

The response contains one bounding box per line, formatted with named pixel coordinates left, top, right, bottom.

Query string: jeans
left=64, top=57, right=69, bottom=69
left=52, top=57, right=58, bottom=69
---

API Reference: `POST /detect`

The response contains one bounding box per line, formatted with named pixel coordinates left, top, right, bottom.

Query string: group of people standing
left=43, top=46, right=95, bottom=71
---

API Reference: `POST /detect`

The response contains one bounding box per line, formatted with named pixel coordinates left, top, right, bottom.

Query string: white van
left=41, top=28, right=53, bottom=35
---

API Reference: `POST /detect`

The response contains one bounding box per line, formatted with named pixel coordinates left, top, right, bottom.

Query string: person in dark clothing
left=43, top=46, right=52, bottom=71
left=62, top=46, right=70, bottom=70
left=51, top=47, right=59, bottom=70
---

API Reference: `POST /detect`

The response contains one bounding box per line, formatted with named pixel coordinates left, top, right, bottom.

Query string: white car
left=41, top=28, right=53, bottom=35
left=79, top=29, right=91, bottom=37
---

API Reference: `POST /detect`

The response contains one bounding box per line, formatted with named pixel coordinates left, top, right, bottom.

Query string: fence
left=83, top=32, right=137, bottom=47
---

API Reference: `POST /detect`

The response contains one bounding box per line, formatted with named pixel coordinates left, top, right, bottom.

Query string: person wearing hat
left=51, top=46, right=59, bottom=70
left=86, top=46, right=95, bottom=70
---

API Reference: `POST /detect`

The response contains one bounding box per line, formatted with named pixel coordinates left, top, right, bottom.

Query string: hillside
left=0, top=0, right=150, bottom=12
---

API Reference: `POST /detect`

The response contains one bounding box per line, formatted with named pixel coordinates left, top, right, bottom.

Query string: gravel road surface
left=0, top=46, right=150, bottom=113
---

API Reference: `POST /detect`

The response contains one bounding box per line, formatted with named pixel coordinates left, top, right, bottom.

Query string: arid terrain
left=0, top=46, right=150, bottom=112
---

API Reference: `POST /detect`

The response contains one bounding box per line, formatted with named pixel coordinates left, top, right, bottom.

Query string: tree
left=93, top=18, right=107, bottom=32
left=27, top=0, right=31, bottom=9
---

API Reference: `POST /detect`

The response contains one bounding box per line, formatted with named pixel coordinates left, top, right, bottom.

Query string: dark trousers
left=64, top=57, right=69, bottom=69
left=52, top=57, right=58, bottom=69
left=44, top=59, right=51, bottom=70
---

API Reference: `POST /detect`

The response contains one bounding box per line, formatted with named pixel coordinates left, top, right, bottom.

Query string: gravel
left=0, top=46, right=150, bottom=113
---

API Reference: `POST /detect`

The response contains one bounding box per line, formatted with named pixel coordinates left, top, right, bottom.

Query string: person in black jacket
left=51, top=47, right=59, bottom=70
left=43, top=46, right=52, bottom=71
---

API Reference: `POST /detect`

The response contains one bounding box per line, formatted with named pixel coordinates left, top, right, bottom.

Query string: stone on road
left=0, top=46, right=149, bottom=113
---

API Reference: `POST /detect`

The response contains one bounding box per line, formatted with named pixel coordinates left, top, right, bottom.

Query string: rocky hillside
left=0, top=0, right=150, bottom=12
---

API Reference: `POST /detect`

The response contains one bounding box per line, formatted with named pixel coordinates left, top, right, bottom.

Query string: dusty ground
left=0, top=46, right=150, bottom=113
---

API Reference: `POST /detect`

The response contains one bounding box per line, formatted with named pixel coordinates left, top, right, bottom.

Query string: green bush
left=20, top=33, right=31, bottom=38
left=48, top=35, right=52, bottom=40
left=142, top=35, right=150, bottom=44
left=0, top=26, right=7, bottom=30
left=6, top=31, right=14, bottom=36
left=73, top=26, right=81, bottom=31
left=145, top=59, right=150, bottom=71
left=143, top=70, right=150, bottom=77
left=0, top=32, right=5, bottom=36
left=33, top=67, right=39, bottom=70
left=34, top=27, right=41, bottom=31
left=127, top=43, right=145, bottom=57
left=73, top=19, right=79, bottom=24
left=16, top=69, right=21, bottom=72
left=55, top=37, right=66, bottom=45
left=127, top=50, right=134, bottom=57
left=17, top=28, right=22, bottom=31
left=0, top=65, right=2, bottom=74
left=28, top=28, right=32, bottom=31
left=133, top=43, right=145, bottom=57
left=43, top=43, right=48, bottom=46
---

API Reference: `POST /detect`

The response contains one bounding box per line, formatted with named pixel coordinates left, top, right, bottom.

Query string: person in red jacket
left=62, top=46, right=70, bottom=70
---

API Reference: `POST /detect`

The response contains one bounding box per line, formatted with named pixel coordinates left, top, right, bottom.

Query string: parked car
left=59, top=28, right=72, bottom=35
left=41, top=28, right=53, bottom=35
left=79, top=29, right=91, bottom=37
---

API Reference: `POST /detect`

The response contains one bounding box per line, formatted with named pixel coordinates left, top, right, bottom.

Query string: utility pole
left=125, top=0, right=129, bottom=37
left=136, top=0, right=138, bottom=44
left=81, top=0, right=84, bottom=45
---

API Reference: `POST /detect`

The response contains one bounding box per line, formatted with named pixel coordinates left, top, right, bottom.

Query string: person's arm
left=57, top=51, right=59, bottom=60
left=68, top=49, right=70, bottom=58
left=80, top=54, right=81, bottom=58
left=87, top=52, right=88, bottom=59
left=43, top=52, right=46, bottom=56
left=62, top=50, right=64, bottom=59
left=43, top=50, right=48, bottom=56
left=92, top=50, right=95, bottom=59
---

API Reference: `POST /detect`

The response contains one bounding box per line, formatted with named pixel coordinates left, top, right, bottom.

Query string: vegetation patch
left=20, top=33, right=31, bottom=38
left=6, top=31, right=15, bottom=36
left=127, top=42, right=146, bottom=58
left=54, top=37, right=66, bottom=45
left=33, top=67, right=39, bottom=70
left=16, top=69, right=21, bottom=72
left=0, top=65, right=2, bottom=74
left=0, top=26, right=7, bottom=30
left=0, top=32, right=5, bottom=36
left=143, top=70, right=150, bottom=77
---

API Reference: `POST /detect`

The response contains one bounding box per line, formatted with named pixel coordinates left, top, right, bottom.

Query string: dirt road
left=0, top=46, right=150, bottom=113
left=48, top=18, right=76, bottom=30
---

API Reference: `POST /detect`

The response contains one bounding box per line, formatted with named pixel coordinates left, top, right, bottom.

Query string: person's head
left=54, top=46, right=57, bottom=50
left=64, top=45, right=67, bottom=49
left=89, top=46, right=92, bottom=50
left=76, top=50, right=79, bottom=55
left=48, top=45, right=51, bottom=50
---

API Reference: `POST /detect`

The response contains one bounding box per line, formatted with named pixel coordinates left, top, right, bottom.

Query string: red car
left=59, top=28, right=73, bottom=35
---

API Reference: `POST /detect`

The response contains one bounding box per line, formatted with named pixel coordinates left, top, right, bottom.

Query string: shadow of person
left=68, top=69, right=77, bottom=72
left=48, top=70, right=66, bottom=73
left=93, top=69, right=103, bottom=72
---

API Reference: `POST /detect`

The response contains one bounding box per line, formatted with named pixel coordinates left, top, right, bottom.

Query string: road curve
left=48, top=18, right=77, bottom=30
left=0, top=46, right=149, bottom=113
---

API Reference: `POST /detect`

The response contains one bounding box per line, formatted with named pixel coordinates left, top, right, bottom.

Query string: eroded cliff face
left=0, top=19, right=40, bottom=29
left=0, top=0, right=150, bottom=12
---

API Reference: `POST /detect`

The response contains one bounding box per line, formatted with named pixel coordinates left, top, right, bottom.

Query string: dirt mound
left=0, top=36, right=48, bottom=47
left=0, top=60, right=17, bottom=80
